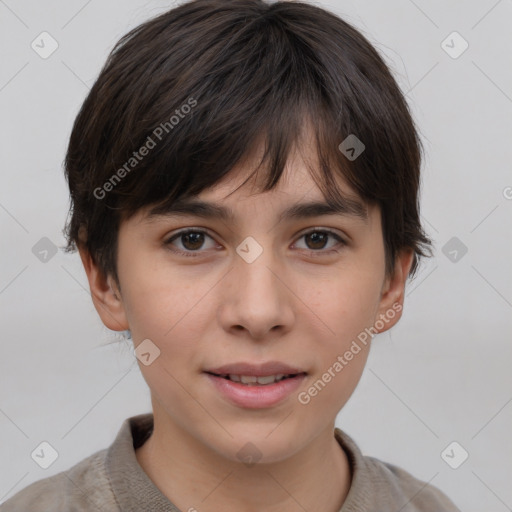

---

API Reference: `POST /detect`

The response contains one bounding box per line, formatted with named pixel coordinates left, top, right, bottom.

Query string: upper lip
left=205, top=361, right=307, bottom=377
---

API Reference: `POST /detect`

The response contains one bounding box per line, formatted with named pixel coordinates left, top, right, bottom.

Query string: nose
left=218, top=249, right=295, bottom=341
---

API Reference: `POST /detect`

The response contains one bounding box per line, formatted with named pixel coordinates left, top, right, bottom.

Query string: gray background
left=1, top=1, right=511, bottom=510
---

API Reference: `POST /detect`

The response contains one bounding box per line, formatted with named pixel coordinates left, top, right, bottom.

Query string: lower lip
left=205, top=373, right=307, bottom=409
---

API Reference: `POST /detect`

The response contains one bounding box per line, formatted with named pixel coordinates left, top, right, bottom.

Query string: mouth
left=203, top=362, right=308, bottom=409
left=204, top=361, right=307, bottom=378
left=205, top=372, right=307, bottom=386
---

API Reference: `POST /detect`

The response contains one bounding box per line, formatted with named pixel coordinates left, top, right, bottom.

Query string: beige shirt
left=1, top=413, right=461, bottom=511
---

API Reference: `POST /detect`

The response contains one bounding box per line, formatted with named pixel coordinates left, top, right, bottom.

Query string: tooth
left=257, top=375, right=277, bottom=385
left=240, top=375, right=258, bottom=384
left=229, top=374, right=241, bottom=382
left=275, top=374, right=284, bottom=381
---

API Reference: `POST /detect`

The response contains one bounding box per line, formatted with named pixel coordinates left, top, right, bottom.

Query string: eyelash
left=163, top=228, right=347, bottom=258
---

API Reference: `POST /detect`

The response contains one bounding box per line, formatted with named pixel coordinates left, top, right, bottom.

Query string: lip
left=204, top=361, right=306, bottom=377
left=205, top=372, right=307, bottom=409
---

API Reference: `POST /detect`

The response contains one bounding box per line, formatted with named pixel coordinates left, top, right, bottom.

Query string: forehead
left=127, top=126, right=379, bottom=231
left=139, top=146, right=370, bottom=228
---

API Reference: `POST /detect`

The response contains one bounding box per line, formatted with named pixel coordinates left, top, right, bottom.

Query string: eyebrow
left=146, top=196, right=368, bottom=224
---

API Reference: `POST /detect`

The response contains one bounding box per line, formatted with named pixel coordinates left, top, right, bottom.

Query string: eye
left=164, top=229, right=218, bottom=257
left=164, top=228, right=346, bottom=258
left=293, top=229, right=346, bottom=255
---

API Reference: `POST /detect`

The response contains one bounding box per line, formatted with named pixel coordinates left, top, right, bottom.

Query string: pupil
left=306, top=232, right=327, bottom=250
left=183, top=232, right=204, bottom=250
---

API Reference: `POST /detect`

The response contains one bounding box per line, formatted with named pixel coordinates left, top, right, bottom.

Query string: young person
left=2, top=0, right=461, bottom=510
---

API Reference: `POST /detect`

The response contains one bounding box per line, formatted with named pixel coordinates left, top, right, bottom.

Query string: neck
left=135, top=411, right=351, bottom=512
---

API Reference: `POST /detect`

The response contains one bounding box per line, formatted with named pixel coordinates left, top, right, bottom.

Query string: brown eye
left=180, top=231, right=205, bottom=250
left=164, top=229, right=217, bottom=256
left=304, top=231, right=329, bottom=250
left=294, top=229, right=346, bottom=254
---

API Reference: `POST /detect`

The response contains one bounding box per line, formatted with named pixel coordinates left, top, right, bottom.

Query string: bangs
left=107, top=15, right=369, bottom=224
left=142, top=110, right=366, bottom=224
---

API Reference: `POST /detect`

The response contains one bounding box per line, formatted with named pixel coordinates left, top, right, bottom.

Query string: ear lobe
left=373, top=249, right=415, bottom=334
left=77, top=244, right=129, bottom=332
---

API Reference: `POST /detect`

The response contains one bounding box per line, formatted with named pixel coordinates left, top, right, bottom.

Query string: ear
left=373, top=249, right=415, bottom=334
left=78, top=244, right=129, bottom=332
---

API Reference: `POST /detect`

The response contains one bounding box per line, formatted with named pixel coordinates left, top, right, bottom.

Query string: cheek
left=294, top=269, right=381, bottom=406
left=119, top=261, right=221, bottom=400
left=119, top=252, right=213, bottom=339
left=296, top=302, right=374, bottom=415
left=300, top=266, right=382, bottom=344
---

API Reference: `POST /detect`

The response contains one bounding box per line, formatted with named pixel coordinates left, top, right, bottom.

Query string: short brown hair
left=63, top=0, right=432, bottom=288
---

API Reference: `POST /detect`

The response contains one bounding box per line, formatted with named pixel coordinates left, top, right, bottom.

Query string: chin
left=215, top=427, right=305, bottom=466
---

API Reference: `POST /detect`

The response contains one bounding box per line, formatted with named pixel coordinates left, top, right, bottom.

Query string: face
left=80, top=139, right=413, bottom=465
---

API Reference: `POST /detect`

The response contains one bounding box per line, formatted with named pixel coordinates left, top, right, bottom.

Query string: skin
left=79, top=136, right=414, bottom=512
